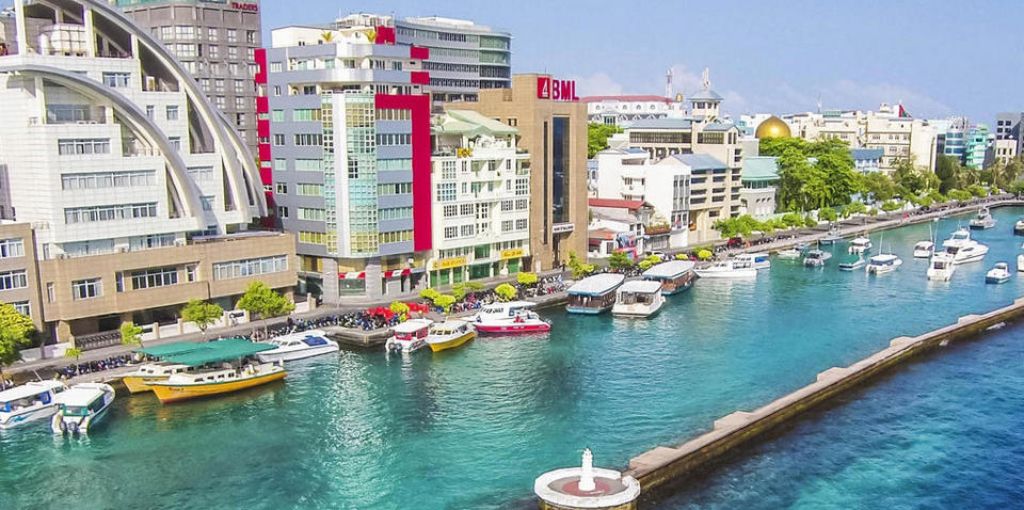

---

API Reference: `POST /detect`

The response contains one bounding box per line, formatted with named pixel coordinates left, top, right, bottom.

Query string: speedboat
left=942, top=229, right=989, bottom=265
left=866, top=253, right=903, bottom=275
left=694, top=259, right=758, bottom=278
left=838, top=256, right=866, bottom=271
left=776, top=247, right=801, bottom=259
left=820, top=225, right=843, bottom=245
left=968, top=208, right=996, bottom=230
left=51, top=383, right=115, bottom=435
left=611, top=280, right=665, bottom=318
left=803, top=249, right=832, bottom=267
left=147, top=338, right=285, bottom=404
left=0, top=381, right=67, bottom=429
left=122, top=363, right=195, bottom=394
left=735, top=253, right=770, bottom=270
left=986, top=262, right=1011, bottom=284
left=927, top=252, right=956, bottom=281
left=257, top=330, right=339, bottom=363
left=426, top=320, right=476, bottom=352
left=1015, top=218, right=1024, bottom=236
left=913, top=241, right=934, bottom=258
left=471, top=301, right=551, bottom=334
left=385, top=319, right=432, bottom=353
left=848, top=236, right=872, bottom=254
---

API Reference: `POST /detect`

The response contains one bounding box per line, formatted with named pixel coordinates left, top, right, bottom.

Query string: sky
left=261, top=0, right=1024, bottom=124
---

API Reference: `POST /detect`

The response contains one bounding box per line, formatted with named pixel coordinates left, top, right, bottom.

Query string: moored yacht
left=820, top=224, right=843, bottom=245
left=385, top=319, right=432, bottom=353
left=866, top=253, right=903, bottom=275
left=0, top=380, right=67, bottom=430
left=913, top=241, right=934, bottom=258
left=471, top=301, right=551, bottom=334
left=1018, top=254, right=1024, bottom=273
left=257, top=330, right=339, bottom=363
left=776, top=247, right=802, bottom=259
left=566, top=273, right=625, bottom=313
left=848, top=236, right=872, bottom=254
left=426, top=320, right=476, bottom=352
left=51, top=383, right=115, bottom=435
left=611, top=281, right=665, bottom=318
left=1014, top=218, right=1024, bottom=236
left=942, top=228, right=989, bottom=265
left=986, top=262, right=1011, bottom=284
left=927, top=252, right=956, bottom=281
left=642, top=260, right=698, bottom=294
left=803, top=249, right=832, bottom=267
left=735, top=253, right=770, bottom=270
left=147, top=338, right=284, bottom=404
left=694, top=259, right=758, bottom=278
left=838, top=255, right=866, bottom=271
left=968, top=207, right=996, bottom=230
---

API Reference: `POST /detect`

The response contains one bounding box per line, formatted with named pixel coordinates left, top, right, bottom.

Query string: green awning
left=137, top=341, right=207, bottom=358
left=159, top=338, right=276, bottom=367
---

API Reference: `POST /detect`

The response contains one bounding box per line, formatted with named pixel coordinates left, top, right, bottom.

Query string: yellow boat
left=149, top=365, right=286, bottom=403
left=121, top=363, right=193, bottom=394
left=426, top=319, right=476, bottom=352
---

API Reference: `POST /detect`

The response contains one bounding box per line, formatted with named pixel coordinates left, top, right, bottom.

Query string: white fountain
left=533, top=448, right=641, bottom=510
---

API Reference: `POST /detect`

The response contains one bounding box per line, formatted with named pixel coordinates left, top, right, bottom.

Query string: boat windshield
left=952, top=232, right=969, bottom=241
left=301, top=336, right=329, bottom=347
left=61, top=405, right=91, bottom=417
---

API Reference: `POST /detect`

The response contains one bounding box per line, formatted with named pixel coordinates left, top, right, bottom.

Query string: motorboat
left=942, top=228, right=989, bottom=265
left=1014, top=218, right=1024, bottom=236
left=256, top=330, right=339, bottom=363
left=820, top=226, right=843, bottom=245
left=642, top=260, right=698, bottom=294
left=0, top=380, right=67, bottom=430
left=694, top=259, right=758, bottom=278
left=611, top=280, right=665, bottom=318
left=866, top=253, right=903, bottom=275
left=51, top=383, right=115, bottom=435
left=848, top=236, right=872, bottom=254
left=776, top=247, right=802, bottom=259
left=986, top=262, right=1012, bottom=284
left=927, top=252, right=956, bottom=281
left=471, top=301, right=551, bottom=334
left=425, top=320, right=477, bottom=352
left=147, top=338, right=285, bottom=404
left=942, top=228, right=972, bottom=249
left=1018, top=254, right=1024, bottom=273
left=838, top=256, right=866, bottom=271
left=803, top=249, right=832, bottom=267
left=735, top=253, right=771, bottom=270
left=968, top=208, right=996, bottom=230
left=566, top=273, right=625, bottom=313
left=122, top=363, right=195, bottom=394
left=913, top=241, right=934, bottom=258
left=384, top=319, right=432, bottom=353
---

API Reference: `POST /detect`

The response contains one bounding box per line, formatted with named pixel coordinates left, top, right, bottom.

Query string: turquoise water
left=657, top=318, right=1024, bottom=509
left=2, top=208, right=1023, bottom=509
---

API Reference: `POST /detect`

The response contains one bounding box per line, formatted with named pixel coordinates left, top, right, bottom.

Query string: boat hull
left=122, top=375, right=167, bottom=394
left=913, top=251, right=932, bottom=259
left=385, top=339, right=427, bottom=353
left=149, top=370, right=286, bottom=404
left=0, top=404, right=59, bottom=430
left=256, top=345, right=339, bottom=363
left=986, top=275, right=1010, bottom=284
left=428, top=331, right=476, bottom=352
left=661, top=280, right=695, bottom=295
left=1015, top=225, right=1024, bottom=236
left=694, top=270, right=757, bottom=278
left=612, top=302, right=664, bottom=318
left=565, top=306, right=609, bottom=315
left=474, top=322, right=551, bottom=334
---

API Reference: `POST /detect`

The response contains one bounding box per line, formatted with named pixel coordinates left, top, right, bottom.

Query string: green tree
left=881, top=200, right=904, bottom=212
left=861, top=172, right=897, bottom=203
left=120, top=321, right=144, bottom=348
left=567, top=251, right=596, bottom=280
left=420, top=288, right=440, bottom=302
left=389, top=301, right=410, bottom=319
left=607, top=251, right=634, bottom=271
left=516, top=272, right=539, bottom=286
left=434, top=294, right=456, bottom=314
left=934, top=155, right=962, bottom=193
left=181, top=299, right=224, bottom=337
left=818, top=207, right=838, bottom=222
left=803, top=215, right=818, bottom=228
left=0, top=303, right=36, bottom=383
left=696, top=249, right=713, bottom=261
left=637, top=254, right=663, bottom=271
left=65, top=347, right=82, bottom=361
left=892, top=158, right=929, bottom=196
left=781, top=212, right=805, bottom=228
left=451, top=283, right=467, bottom=301
left=967, top=184, right=988, bottom=198
left=587, top=123, right=623, bottom=158
left=844, top=201, right=868, bottom=216
left=494, top=283, right=517, bottom=302
left=237, top=281, right=296, bottom=337
left=947, top=189, right=972, bottom=202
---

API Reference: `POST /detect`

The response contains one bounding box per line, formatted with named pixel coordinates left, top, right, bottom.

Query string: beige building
left=994, top=138, right=1017, bottom=165
left=459, top=74, right=588, bottom=270
left=0, top=222, right=45, bottom=330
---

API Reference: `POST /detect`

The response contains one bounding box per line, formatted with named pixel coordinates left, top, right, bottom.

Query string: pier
left=623, top=296, right=1024, bottom=499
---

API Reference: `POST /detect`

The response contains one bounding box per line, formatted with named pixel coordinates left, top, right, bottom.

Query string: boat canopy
left=619, top=280, right=663, bottom=294
left=393, top=319, right=433, bottom=334
left=137, top=341, right=207, bottom=358
left=0, top=381, right=63, bottom=403
left=567, top=273, right=625, bottom=296
left=57, top=387, right=105, bottom=407
left=431, top=319, right=469, bottom=333
left=159, top=338, right=275, bottom=367
left=643, top=260, right=696, bottom=279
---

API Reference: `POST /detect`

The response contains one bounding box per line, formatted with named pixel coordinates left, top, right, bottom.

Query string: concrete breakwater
left=624, top=296, right=1024, bottom=498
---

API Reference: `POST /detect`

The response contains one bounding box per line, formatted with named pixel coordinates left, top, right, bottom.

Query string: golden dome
left=755, top=116, right=791, bottom=139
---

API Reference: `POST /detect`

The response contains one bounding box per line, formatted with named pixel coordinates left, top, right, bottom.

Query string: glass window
left=57, top=139, right=110, bottom=156
left=71, top=278, right=101, bottom=300
left=213, top=255, right=288, bottom=280
left=0, top=238, right=25, bottom=258
left=165, top=105, right=179, bottom=121
left=0, top=270, right=28, bottom=291
left=130, top=267, right=178, bottom=290
left=102, top=72, right=130, bottom=88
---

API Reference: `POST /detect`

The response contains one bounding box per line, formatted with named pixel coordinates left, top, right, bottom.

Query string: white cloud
left=572, top=72, right=625, bottom=97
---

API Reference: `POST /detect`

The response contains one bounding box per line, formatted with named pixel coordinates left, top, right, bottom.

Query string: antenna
left=816, top=94, right=822, bottom=114
left=665, top=68, right=672, bottom=99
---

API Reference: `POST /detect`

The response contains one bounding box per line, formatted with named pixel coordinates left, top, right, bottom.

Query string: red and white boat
left=470, top=301, right=551, bottom=334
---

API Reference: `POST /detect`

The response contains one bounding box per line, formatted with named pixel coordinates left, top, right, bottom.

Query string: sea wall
left=624, top=296, right=1024, bottom=496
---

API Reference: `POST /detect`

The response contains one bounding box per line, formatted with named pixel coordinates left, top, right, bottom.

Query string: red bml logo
left=536, top=76, right=578, bottom=101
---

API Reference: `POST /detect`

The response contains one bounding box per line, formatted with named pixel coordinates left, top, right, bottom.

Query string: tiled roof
left=742, top=156, right=780, bottom=181
left=670, top=153, right=727, bottom=170
left=588, top=198, right=646, bottom=210
left=626, top=118, right=693, bottom=130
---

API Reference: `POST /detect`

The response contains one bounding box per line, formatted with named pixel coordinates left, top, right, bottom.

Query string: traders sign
left=230, top=2, right=259, bottom=12
left=536, top=76, right=579, bottom=102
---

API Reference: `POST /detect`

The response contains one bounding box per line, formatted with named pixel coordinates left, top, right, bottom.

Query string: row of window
left=57, top=138, right=110, bottom=156
left=272, top=158, right=323, bottom=172
left=298, top=231, right=326, bottom=245
left=0, top=239, right=25, bottom=259
left=61, top=171, right=156, bottom=191
left=501, top=219, right=529, bottom=232
left=212, top=255, right=289, bottom=281
left=377, top=109, right=411, bottom=121
left=376, top=133, right=412, bottom=146
left=379, top=207, right=413, bottom=221
left=156, top=26, right=255, bottom=45
left=0, top=270, right=27, bottom=291
left=499, top=199, right=529, bottom=212
left=297, top=208, right=325, bottom=221
left=274, top=134, right=324, bottom=146
left=64, top=203, right=157, bottom=224
left=130, top=267, right=178, bottom=290
left=379, top=230, right=414, bottom=244
left=378, top=183, right=413, bottom=196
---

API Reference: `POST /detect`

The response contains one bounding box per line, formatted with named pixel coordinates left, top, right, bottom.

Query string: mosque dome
left=755, top=116, right=792, bottom=139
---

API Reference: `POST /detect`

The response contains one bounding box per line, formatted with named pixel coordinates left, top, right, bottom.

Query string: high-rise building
left=263, top=25, right=432, bottom=301
left=964, top=124, right=993, bottom=170
left=459, top=74, right=588, bottom=270
left=114, top=0, right=262, bottom=156
left=332, top=13, right=512, bottom=103
left=0, top=0, right=295, bottom=343
left=994, top=112, right=1023, bottom=164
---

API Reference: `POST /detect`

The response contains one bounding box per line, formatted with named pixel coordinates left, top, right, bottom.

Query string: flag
left=898, top=103, right=911, bottom=118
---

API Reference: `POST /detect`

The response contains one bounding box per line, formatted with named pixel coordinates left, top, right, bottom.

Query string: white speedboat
left=384, top=319, right=432, bottom=353
left=257, top=330, right=339, bottom=363
left=838, top=256, right=866, bottom=271
left=986, top=262, right=1011, bottom=284
left=866, top=253, right=903, bottom=275
left=52, top=383, right=115, bottom=435
left=942, top=228, right=989, bottom=265
left=611, top=281, right=665, bottom=318
left=968, top=208, right=996, bottom=230
left=735, top=253, right=770, bottom=270
left=927, top=253, right=956, bottom=281
left=820, top=225, right=843, bottom=245
left=1014, top=218, right=1024, bottom=236
left=695, top=259, right=758, bottom=278
left=913, top=241, right=934, bottom=258
left=848, top=236, right=872, bottom=254
left=1018, top=254, right=1024, bottom=273
left=471, top=301, right=551, bottom=334
left=803, top=249, right=832, bottom=267
left=0, top=380, right=67, bottom=430
left=776, top=247, right=801, bottom=259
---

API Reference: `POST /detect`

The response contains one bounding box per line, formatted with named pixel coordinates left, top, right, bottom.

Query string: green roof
left=159, top=338, right=276, bottom=367
left=137, top=341, right=207, bottom=358
left=741, top=156, right=780, bottom=182
left=434, top=110, right=517, bottom=137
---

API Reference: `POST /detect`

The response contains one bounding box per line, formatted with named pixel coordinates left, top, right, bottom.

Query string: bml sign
left=536, top=76, right=579, bottom=102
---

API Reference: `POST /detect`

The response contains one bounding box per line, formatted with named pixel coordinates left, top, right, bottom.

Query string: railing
left=74, top=330, right=121, bottom=352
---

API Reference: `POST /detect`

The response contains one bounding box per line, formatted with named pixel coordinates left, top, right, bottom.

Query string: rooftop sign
left=536, top=77, right=579, bottom=102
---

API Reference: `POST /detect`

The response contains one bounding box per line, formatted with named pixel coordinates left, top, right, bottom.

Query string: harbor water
left=3, top=208, right=1024, bottom=509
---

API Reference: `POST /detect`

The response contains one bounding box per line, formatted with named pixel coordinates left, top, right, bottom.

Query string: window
left=0, top=239, right=25, bottom=258
left=130, top=234, right=176, bottom=251
left=379, top=207, right=413, bottom=221
left=379, top=183, right=413, bottom=196
left=375, top=133, right=412, bottom=146
left=297, top=208, right=325, bottom=221
left=294, top=159, right=322, bottom=172
left=296, top=183, right=323, bottom=196
left=273, top=134, right=285, bottom=146
left=57, top=139, right=110, bottom=156
left=201, top=196, right=214, bottom=211
left=293, top=109, right=321, bottom=122
left=441, top=160, right=457, bottom=180
left=270, top=62, right=283, bottom=73
left=187, top=166, right=214, bottom=181
left=64, top=203, right=158, bottom=224
left=72, top=278, right=101, bottom=300
left=459, top=204, right=474, bottom=216
left=500, top=200, right=513, bottom=212
left=213, top=255, right=288, bottom=280
left=226, top=29, right=237, bottom=43
left=246, top=30, right=257, bottom=44
left=0, top=270, right=28, bottom=291
left=515, top=178, right=529, bottom=196
left=62, top=171, right=156, bottom=190
left=11, top=301, right=30, bottom=317
left=166, top=105, right=179, bottom=121
left=169, top=137, right=181, bottom=151
left=436, top=182, right=456, bottom=202
left=299, top=231, right=325, bottom=244
left=228, top=46, right=238, bottom=60
left=501, top=220, right=513, bottom=232
left=175, top=25, right=195, bottom=40
left=515, top=219, right=528, bottom=230
left=146, top=105, right=155, bottom=118
left=235, top=97, right=246, bottom=109
left=130, top=267, right=178, bottom=290
left=376, top=109, right=411, bottom=121
left=102, top=72, right=130, bottom=88
left=208, top=28, right=218, bottom=41
left=444, top=226, right=458, bottom=239
left=294, top=134, right=323, bottom=146
left=379, top=230, right=413, bottom=244
left=515, top=199, right=528, bottom=210
left=443, top=205, right=458, bottom=218
left=277, top=206, right=289, bottom=218
left=460, top=224, right=475, bottom=237
left=271, top=110, right=285, bottom=122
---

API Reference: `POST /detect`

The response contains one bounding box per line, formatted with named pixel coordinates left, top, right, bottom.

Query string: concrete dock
left=623, top=297, right=1024, bottom=500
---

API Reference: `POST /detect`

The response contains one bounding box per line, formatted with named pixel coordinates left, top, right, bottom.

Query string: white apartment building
left=583, top=94, right=687, bottom=126
left=428, top=110, right=530, bottom=286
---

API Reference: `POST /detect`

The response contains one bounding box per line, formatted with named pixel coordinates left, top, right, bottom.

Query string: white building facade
left=593, top=149, right=690, bottom=248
